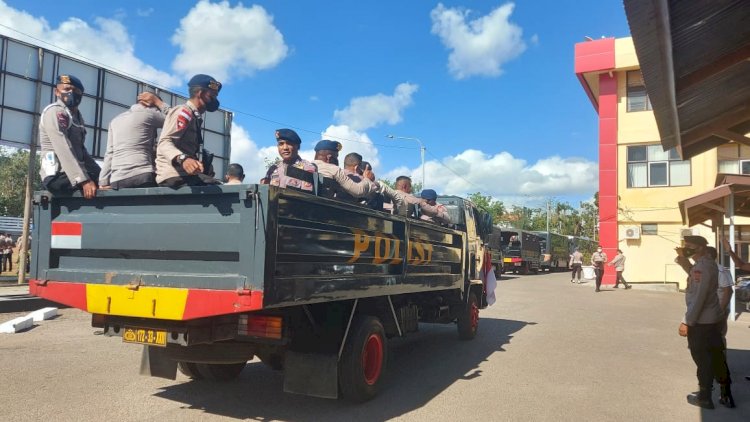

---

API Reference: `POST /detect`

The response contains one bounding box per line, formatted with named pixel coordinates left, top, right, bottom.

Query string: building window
left=718, top=159, right=750, bottom=175
left=641, top=223, right=658, bottom=235
left=626, top=71, right=653, bottom=112
left=627, top=145, right=691, bottom=188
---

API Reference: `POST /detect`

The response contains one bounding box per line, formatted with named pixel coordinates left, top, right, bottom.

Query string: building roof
left=623, top=0, right=750, bottom=159
left=679, top=174, right=750, bottom=227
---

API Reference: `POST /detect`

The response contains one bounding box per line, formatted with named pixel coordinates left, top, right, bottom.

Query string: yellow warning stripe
left=86, top=284, right=189, bottom=320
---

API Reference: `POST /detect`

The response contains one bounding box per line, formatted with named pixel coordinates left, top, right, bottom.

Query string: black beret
left=420, top=189, right=437, bottom=201
left=188, top=74, right=222, bottom=92
left=314, top=139, right=342, bottom=152
left=684, top=235, right=708, bottom=246
left=275, top=128, right=301, bottom=145
left=55, top=74, right=84, bottom=92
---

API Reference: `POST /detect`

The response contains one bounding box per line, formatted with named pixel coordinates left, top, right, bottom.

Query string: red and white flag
left=51, top=222, right=82, bottom=249
left=481, top=250, right=498, bottom=306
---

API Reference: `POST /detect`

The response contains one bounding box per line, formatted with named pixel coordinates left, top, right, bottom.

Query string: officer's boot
left=719, top=383, right=735, bottom=408
left=687, top=387, right=714, bottom=409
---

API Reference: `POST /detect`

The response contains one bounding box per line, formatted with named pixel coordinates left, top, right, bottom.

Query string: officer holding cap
left=39, top=74, right=101, bottom=199
left=155, top=74, right=222, bottom=187
left=675, top=235, right=732, bottom=409
left=312, top=139, right=377, bottom=200
left=260, top=129, right=317, bottom=191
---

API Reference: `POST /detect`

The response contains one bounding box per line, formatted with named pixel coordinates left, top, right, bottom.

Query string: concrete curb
left=0, top=315, right=33, bottom=333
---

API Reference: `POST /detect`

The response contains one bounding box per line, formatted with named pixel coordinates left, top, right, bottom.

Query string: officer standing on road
left=99, top=92, right=170, bottom=189
left=155, top=74, right=222, bottom=188
left=569, top=247, right=583, bottom=284
left=675, top=235, right=733, bottom=409
left=39, top=75, right=100, bottom=199
left=260, top=129, right=317, bottom=191
left=591, top=245, right=607, bottom=292
left=608, top=249, right=631, bottom=289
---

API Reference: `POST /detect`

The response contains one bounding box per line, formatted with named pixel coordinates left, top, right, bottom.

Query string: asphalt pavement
left=1, top=271, right=748, bottom=421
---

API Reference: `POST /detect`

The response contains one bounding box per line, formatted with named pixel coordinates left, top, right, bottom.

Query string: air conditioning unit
left=680, top=228, right=699, bottom=238
left=624, top=226, right=641, bottom=240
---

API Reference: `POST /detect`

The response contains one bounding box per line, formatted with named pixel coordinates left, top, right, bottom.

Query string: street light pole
left=386, top=135, right=425, bottom=188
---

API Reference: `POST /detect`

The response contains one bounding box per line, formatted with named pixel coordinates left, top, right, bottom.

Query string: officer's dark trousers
left=3, top=251, right=12, bottom=272
left=111, top=173, right=156, bottom=189
left=159, top=175, right=221, bottom=188
left=43, top=170, right=100, bottom=194
left=687, top=322, right=730, bottom=389
left=571, top=263, right=582, bottom=280
left=613, top=271, right=629, bottom=287
left=594, top=264, right=604, bottom=290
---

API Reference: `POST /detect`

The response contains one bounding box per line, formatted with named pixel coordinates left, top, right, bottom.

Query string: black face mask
left=60, top=91, right=82, bottom=108
left=683, top=248, right=696, bottom=258
left=204, top=95, right=220, bottom=112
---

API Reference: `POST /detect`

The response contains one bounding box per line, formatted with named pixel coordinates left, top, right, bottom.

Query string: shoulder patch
left=176, top=108, right=193, bottom=131
left=56, top=111, right=70, bottom=130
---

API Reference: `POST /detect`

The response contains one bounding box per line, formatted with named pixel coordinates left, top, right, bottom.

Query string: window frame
left=626, top=70, right=653, bottom=113
left=626, top=144, right=691, bottom=188
left=641, top=223, right=658, bottom=235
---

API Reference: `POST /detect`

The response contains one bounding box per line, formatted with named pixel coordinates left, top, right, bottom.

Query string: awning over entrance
left=679, top=174, right=750, bottom=227
left=623, top=0, right=750, bottom=159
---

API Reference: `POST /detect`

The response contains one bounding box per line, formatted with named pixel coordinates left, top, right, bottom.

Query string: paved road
left=1, top=272, right=748, bottom=421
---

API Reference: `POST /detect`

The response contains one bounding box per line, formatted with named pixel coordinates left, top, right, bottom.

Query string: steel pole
left=17, top=48, right=44, bottom=285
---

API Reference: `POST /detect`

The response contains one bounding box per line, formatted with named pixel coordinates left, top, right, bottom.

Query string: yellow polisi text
left=348, top=229, right=433, bottom=265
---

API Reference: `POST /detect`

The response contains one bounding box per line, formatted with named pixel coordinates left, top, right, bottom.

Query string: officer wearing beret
left=155, top=74, right=222, bottom=187
left=675, top=235, right=732, bottom=409
left=260, top=129, right=317, bottom=191
left=39, top=74, right=100, bottom=199
left=312, top=140, right=377, bottom=200
left=419, top=189, right=451, bottom=224
left=393, top=176, right=449, bottom=221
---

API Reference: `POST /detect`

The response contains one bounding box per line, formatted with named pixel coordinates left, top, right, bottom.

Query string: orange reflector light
left=238, top=315, right=282, bottom=339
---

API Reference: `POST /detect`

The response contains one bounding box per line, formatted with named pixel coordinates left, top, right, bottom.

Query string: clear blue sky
left=0, top=0, right=632, bottom=207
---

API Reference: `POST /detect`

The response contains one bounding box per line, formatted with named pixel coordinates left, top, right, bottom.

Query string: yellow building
left=574, top=37, right=745, bottom=289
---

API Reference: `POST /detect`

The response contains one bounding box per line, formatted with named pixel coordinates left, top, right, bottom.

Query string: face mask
left=683, top=248, right=696, bottom=258
left=597, top=248, right=602, bottom=253
left=60, top=91, right=82, bottom=108
left=204, top=95, right=220, bottom=112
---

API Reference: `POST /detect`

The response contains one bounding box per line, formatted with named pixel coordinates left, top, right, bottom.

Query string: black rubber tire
left=195, top=362, right=247, bottom=381
left=339, top=316, right=387, bottom=402
left=177, top=362, right=204, bottom=380
left=259, top=353, right=284, bottom=371
left=457, top=292, right=479, bottom=340
left=520, top=262, right=530, bottom=275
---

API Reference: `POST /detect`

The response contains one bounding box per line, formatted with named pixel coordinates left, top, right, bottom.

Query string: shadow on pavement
left=700, top=348, right=750, bottom=421
left=154, top=317, right=533, bottom=421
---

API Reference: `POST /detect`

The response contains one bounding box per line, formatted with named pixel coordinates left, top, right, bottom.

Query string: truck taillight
left=238, top=315, right=282, bottom=339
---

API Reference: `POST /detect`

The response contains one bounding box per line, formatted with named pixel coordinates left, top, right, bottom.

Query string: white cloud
left=171, top=0, right=288, bottom=82
left=382, top=150, right=598, bottom=204
left=333, top=83, right=418, bottom=131
left=0, top=1, right=180, bottom=88
left=321, top=125, right=381, bottom=171
left=229, top=123, right=278, bottom=183
left=430, top=2, right=526, bottom=79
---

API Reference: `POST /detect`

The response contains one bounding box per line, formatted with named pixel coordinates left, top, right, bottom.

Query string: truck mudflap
left=29, top=280, right=264, bottom=320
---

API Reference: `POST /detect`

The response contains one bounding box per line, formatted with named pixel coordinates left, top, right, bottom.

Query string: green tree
left=0, top=149, right=39, bottom=217
left=467, top=192, right=505, bottom=224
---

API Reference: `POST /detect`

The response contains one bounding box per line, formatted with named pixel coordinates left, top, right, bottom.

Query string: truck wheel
left=195, top=362, right=247, bottom=381
left=457, top=292, right=479, bottom=340
left=520, top=263, right=529, bottom=275
left=177, top=362, right=204, bottom=380
left=339, top=316, right=387, bottom=402
left=259, top=353, right=284, bottom=371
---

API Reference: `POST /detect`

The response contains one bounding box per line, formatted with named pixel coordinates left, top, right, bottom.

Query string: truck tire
left=177, top=362, right=204, bottom=380
left=259, top=353, right=284, bottom=371
left=520, top=262, right=529, bottom=275
left=195, top=362, right=247, bottom=381
left=339, top=316, right=387, bottom=402
left=457, top=292, right=479, bottom=340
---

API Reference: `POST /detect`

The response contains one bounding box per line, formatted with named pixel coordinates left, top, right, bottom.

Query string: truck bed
left=30, top=184, right=465, bottom=320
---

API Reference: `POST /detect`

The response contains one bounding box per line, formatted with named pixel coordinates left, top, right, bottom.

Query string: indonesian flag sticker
left=51, top=222, right=82, bottom=249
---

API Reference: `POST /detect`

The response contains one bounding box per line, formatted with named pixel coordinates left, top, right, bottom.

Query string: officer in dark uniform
left=155, top=74, right=222, bottom=187
left=675, top=235, right=733, bottom=409
left=260, top=129, right=317, bottom=191
left=39, top=75, right=100, bottom=198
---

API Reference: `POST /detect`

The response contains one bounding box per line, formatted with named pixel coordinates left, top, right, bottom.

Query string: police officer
left=419, top=189, right=451, bottom=224
left=39, top=75, right=100, bottom=198
left=155, top=74, right=222, bottom=187
left=591, top=245, right=607, bottom=292
left=675, top=235, right=733, bottom=409
left=224, top=163, right=245, bottom=185
left=312, top=140, right=377, bottom=199
left=99, top=92, right=170, bottom=189
left=393, top=176, right=446, bottom=219
left=260, top=129, right=317, bottom=191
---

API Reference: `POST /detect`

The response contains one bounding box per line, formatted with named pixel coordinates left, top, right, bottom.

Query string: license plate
left=514, top=263, right=522, bottom=266
left=122, top=327, right=167, bottom=347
